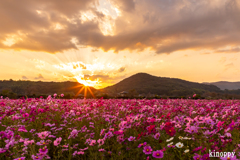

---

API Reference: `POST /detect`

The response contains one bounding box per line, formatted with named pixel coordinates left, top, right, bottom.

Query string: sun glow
left=70, top=83, right=96, bottom=99
left=74, top=76, right=100, bottom=87
left=53, top=60, right=121, bottom=89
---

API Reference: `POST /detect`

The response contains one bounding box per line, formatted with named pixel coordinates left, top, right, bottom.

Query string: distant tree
left=128, top=89, right=138, bottom=98
left=1, top=89, right=10, bottom=95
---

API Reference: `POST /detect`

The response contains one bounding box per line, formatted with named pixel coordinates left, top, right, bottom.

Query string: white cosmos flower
left=166, top=137, right=174, bottom=142
left=178, top=136, right=183, bottom=140
left=167, top=142, right=173, bottom=146
left=176, top=142, right=184, bottom=148
left=184, top=149, right=189, bottom=153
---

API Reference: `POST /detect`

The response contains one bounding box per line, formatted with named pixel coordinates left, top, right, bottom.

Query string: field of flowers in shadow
left=0, top=95, right=239, bottom=159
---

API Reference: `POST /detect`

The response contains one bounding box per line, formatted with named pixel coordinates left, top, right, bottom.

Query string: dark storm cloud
left=0, top=0, right=240, bottom=54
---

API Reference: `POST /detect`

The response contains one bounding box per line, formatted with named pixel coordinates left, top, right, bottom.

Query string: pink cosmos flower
left=54, top=137, right=62, bottom=146
left=89, top=140, right=96, bottom=146
left=104, top=131, right=114, bottom=139
left=152, top=150, right=164, bottom=158
left=38, top=131, right=50, bottom=140
left=31, top=155, right=42, bottom=160
left=24, top=140, right=34, bottom=146
left=68, top=129, right=78, bottom=139
left=77, top=151, right=84, bottom=155
left=97, top=139, right=105, bottom=146
left=99, top=148, right=105, bottom=152
left=220, top=156, right=239, bottom=160
left=128, top=136, right=135, bottom=141
left=18, top=126, right=28, bottom=132
left=36, top=140, right=47, bottom=146
left=79, top=147, right=88, bottom=151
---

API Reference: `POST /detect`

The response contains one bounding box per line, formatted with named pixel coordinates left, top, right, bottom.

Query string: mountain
left=101, top=73, right=221, bottom=96
left=203, top=81, right=240, bottom=90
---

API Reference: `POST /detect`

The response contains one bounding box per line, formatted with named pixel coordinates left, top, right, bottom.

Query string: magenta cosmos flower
left=152, top=150, right=164, bottom=158
left=138, top=142, right=147, bottom=148
left=0, top=148, right=6, bottom=153
left=193, top=154, right=201, bottom=160
left=13, top=157, right=25, bottom=160
left=39, top=146, right=48, bottom=154
left=220, top=156, right=239, bottom=160
left=143, top=146, right=152, bottom=155
left=154, top=133, right=160, bottom=140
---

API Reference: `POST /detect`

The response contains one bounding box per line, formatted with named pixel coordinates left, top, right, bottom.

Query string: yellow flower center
left=147, top=149, right=149, bottom=151
left=18, top=159, right=21, bottom=160
left=227, top=158, right=231, bottom=160
left=169, top=130, right=171, bottom=132
left=157, top=153, right=160, bottom=156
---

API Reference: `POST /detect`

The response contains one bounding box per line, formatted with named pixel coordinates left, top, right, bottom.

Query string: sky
left=0, top=0, right=240, bottom=89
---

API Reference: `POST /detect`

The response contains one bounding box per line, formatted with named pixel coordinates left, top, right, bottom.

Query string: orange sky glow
left=0, top=0, right=240, bottom=89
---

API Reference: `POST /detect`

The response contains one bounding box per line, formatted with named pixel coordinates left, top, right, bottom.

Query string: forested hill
left=0, top=80, right=97, bottom=98
left=102, top=73, right=222, bottom=96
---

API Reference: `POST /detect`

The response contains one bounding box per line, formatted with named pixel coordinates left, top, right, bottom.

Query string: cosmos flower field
left=0, top=95, right=240, bottom=160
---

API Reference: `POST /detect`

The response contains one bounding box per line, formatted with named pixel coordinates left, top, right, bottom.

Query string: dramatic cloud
left=216, top=47, right=240, bottom=53
left=1, top=0, right=240, bottom=54
left=22, top=76, right=28, bottom=80
left=118, top=67, right=126, bottom=73
left=84, top=74, right=110, bottom=81
left=34, top=74, right=44, bottom=80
